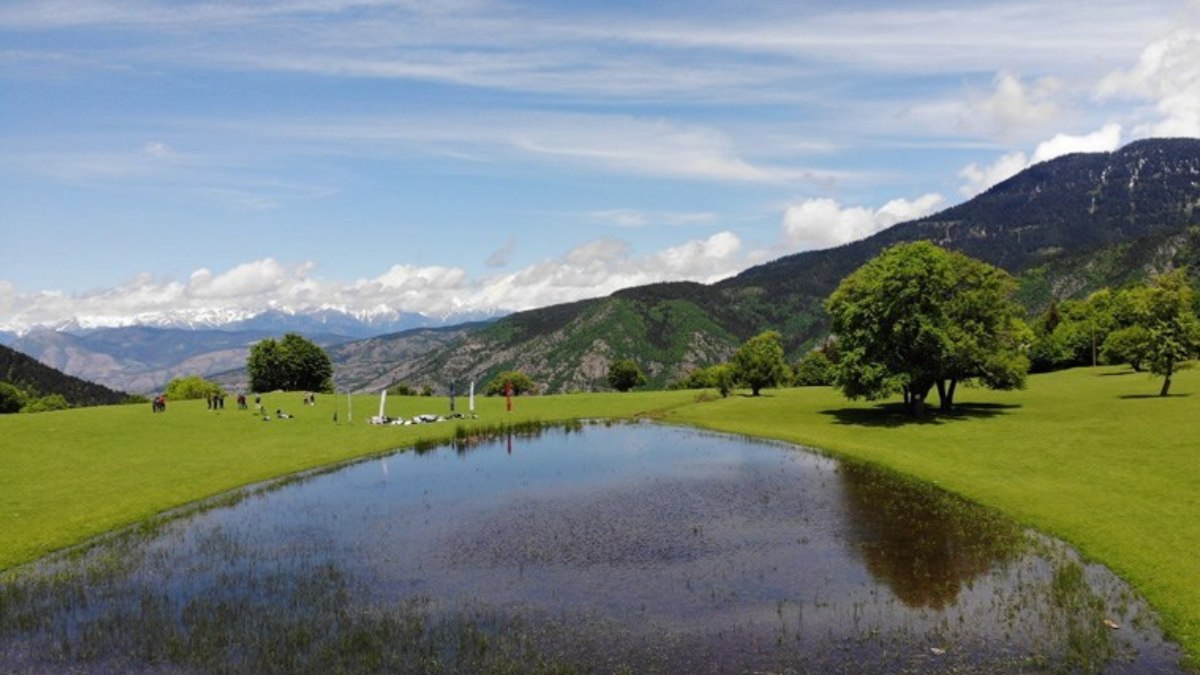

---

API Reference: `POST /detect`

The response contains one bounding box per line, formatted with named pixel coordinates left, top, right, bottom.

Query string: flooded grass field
left=0, top=422, right=1186, bottom=673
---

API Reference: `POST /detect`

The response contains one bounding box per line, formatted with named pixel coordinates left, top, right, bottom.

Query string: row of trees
left=1028, top=270, right=1199, bottom=394
left=824, top=242, right=1200, bottom=410
left=670, top=242, right=1200, bottom=413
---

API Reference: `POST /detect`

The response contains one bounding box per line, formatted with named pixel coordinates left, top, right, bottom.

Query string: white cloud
left=959, top=151, right=1029, bottom=198
left=966, top=71, right=1062, bottom=139
left=0, top=232, right=758, bottom=331
left=781, top=194, right=944, bottom=250
left=958, top=123, right=1123, bottom=196
left=1097, top=25, right=1200, bottom=137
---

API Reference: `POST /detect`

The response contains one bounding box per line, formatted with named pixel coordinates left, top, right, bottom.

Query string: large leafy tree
left=247, top=333, right=333, bottom=393
left=826, top=241, right=1029, bottom=415
left=732, top=330, right=789, bottom=396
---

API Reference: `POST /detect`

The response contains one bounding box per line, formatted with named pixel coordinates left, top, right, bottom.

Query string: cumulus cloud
left=1097, top=25, right=1200, bottom=137
left=0, top=232, right=758, bottom=331
left=958, top=123, right=1123, bottom=196
left=781, top=194, right=944, bottom=250
left=966, top=71, right=1063, bottom=139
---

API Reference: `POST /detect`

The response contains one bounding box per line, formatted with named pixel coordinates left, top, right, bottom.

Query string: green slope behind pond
left=1, top=367, right=1198, bottom=665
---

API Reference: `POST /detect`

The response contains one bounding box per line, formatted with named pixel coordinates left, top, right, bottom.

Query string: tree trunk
left=908, top=382, right=932, bottom=416
left=1160, top=364, right=1173, bottom=397
left=945, top=379, right=957, bottom=410
left=911, top=391, right=926, bottom=417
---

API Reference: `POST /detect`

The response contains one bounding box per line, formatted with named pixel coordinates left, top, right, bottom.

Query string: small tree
left=607, top=359, right=647, bottom=392
left=1100, top=324, right=1151, bottom=371
left=485, top=370, right=536, bottom=396
left=710, top=363, right=736, bottom=398
left=165, top=375, right=223, bottom=401
left=0, top=382, right=26, bottom=414
left=247, top=333, right=333, bottom=393
left=732, top=330, right=788, bottom=396
left=792, top=349, right=834, bottom=386
left=1133, top=269, right=1200, bottom=396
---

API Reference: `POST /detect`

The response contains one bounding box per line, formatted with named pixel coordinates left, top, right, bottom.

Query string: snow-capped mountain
left=3, top=307, right=504, bottom=394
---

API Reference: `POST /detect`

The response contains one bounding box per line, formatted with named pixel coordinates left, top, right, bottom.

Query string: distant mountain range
left=0, top=310, right=498, bottom=395
left=5, top=138, right=1199, bottom=396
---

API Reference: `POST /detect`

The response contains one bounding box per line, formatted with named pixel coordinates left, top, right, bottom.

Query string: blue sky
left=2, top=0, right=1198, bottom=330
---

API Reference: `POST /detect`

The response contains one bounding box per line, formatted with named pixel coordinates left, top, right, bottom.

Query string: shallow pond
left=0, top=422, right=1187, bottom=673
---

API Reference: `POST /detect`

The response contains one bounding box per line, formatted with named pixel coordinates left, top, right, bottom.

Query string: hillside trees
left=247, top=333, right=333, bottom=393
left=827, top=242, right=1029, bottom=415
left=732, top=331, right=789, bottom=396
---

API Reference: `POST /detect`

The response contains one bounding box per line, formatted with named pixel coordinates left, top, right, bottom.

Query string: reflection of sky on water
left=1, top=423, right=1187, bottom=673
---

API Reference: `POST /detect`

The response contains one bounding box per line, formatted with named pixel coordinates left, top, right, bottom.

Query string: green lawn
left=2, top=368, right=1199, bottom=664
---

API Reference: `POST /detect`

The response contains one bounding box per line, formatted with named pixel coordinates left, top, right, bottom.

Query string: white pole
left=378, top=389, right=387, bottom=419
left=347, top=391, right=352, bottom=422
left=469, top=380, right=475, bottom=414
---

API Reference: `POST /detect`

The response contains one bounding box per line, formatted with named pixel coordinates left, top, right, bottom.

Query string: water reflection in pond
left=0, top=422, right=1186, bottom=673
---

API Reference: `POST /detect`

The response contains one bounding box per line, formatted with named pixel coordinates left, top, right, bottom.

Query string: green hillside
left=0, top=344, right=129, bottom=409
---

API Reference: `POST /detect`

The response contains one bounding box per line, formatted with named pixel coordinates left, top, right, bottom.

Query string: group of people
left=146, top=390, right=307, bottom=420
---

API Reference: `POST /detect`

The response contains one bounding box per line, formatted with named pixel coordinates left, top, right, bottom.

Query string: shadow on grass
left=1097, top=370, right=1139, bottom=377
left=1117, top=393, right=1191, bottom=400
left=821, top=402, right=1020, bottom=428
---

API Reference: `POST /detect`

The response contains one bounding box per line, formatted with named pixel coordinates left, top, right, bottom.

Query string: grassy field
left=2, top=367, right=1199, bottom=663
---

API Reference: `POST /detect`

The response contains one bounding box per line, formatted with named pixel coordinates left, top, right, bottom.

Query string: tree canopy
left=731, top=330, right=789, bottom=396
left=164, top=375, right=224, bottom=401
left=485, top=370, right=536, bottom=396
left=247, top=333, right=333, bottom=393
left=606, top=359, right=647, bottom=392
left=826, top=241, right=1029, bottom=415
left=1129, top=268, right=1200, bottom=396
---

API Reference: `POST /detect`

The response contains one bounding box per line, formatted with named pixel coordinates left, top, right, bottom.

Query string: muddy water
left=0, top=422, right=1186, bottom=673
